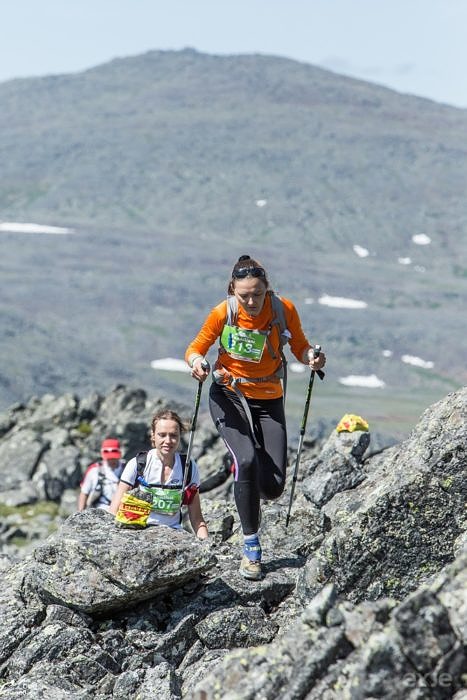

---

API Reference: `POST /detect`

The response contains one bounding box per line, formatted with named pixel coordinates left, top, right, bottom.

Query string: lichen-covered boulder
left=25, top=509, right=216, bottom=614
left=195, top=606, right=278, bottom=649
left=301, top=429, right=370, bottom=507
left=296, top=387, right=467, bottom=604
left=189, top=546, right=467, bottom=699
left=0, top=559, right=45, bottom=669
left=0, top=429, right=48, bottom=493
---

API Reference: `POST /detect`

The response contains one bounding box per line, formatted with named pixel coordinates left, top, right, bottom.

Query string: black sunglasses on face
left=232, top=266, right=266, bottom=279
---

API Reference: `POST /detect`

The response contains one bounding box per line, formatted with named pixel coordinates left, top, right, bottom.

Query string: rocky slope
left=0, top=385, right=465, bottom=698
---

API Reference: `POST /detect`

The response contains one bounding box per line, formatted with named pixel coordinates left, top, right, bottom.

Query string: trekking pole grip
left=312, top=344, right=325, bottom=381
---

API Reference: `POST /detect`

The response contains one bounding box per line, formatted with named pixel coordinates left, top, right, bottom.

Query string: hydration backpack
left=135, top=451, right=196, bottom=507
left=224, top=291, right=290, bottom=391
left=215, top=292, right=290, bottom=445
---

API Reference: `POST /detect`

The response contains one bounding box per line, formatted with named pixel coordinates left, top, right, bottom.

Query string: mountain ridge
left=1, top=49, right=466, bottom=239
left=0, top=49, right=466, bottom=425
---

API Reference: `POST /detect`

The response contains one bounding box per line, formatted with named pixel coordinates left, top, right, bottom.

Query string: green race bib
left=221, top=324, right=267, bottom=363
left=143, top=486, right=182, bottom=515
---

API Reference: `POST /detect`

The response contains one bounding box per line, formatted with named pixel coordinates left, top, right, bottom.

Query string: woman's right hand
left=192, top=358, right=210, bottom=382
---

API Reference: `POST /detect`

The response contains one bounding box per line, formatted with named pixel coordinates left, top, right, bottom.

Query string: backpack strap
left=133, top=452, right=194, bottom=524
left=96, top=464, right=105, bottom=485
left=135, top=451, right=148, bottom=485
left=226, top=295, right=237, bottom=326
left=95, top=464, right=111, bottom=504
left=179, top=454, right=193, bottom=485
left=135, top=451, right=193, bottom=487
left=270, top=293, right=289, bottom=399
left=225, top=292, right=289, bottom=360
left=216, top=293, right=290, bottom=444
left=225, top=295, right=274, bottom=353
left=179, top=454, right=194, bottom=524
left=85, top=462, right=108, bottom=507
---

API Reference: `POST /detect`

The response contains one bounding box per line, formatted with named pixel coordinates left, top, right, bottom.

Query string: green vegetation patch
left=0, top=500, right=60, bottom=519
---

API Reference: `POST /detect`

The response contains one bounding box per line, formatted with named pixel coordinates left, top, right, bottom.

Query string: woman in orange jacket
left=185, top=255, right=326, bottom=580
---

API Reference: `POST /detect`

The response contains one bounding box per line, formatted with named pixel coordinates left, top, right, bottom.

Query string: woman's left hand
left=306, top=348, right=326, bottom=370
left=191, top=358, right=211, bottom=382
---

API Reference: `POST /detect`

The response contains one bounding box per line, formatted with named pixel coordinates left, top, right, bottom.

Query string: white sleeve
left=119, top=457, right=138, bottom=487
left=80, top=469, right=97, bottom=495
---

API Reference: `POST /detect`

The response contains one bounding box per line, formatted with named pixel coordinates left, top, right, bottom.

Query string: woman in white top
left=110, top=409, right=208, bottom=539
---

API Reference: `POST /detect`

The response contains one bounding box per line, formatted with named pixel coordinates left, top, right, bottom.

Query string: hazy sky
left=1, top=0, right=466, bottom=108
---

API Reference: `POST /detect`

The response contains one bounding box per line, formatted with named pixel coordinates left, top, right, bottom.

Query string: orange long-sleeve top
left=185, top=293, right=312, bottom=400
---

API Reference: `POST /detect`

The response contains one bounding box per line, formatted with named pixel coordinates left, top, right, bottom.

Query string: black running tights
left=209, top=383, right=287, bottom=535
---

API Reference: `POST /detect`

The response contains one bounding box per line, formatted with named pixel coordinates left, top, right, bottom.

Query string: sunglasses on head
left=232, top=266, right=266, bottom=279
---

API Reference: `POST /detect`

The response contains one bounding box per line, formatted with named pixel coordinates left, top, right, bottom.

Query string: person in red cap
left=78, top=438, right=126, bottom=511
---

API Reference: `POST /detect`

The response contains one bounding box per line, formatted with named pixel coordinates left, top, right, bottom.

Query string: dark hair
left=228, top=255, right=270, bottom=295
left=150, top=409, right=186, bottom=442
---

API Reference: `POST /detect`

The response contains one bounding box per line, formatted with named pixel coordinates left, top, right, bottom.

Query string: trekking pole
left=182, top=360, right=209, bottom=491
left=285, top=345, right=325, bottom=527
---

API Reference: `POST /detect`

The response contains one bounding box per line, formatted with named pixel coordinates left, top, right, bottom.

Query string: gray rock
left=0, top=662, right=93, bottom=699
left=0, top=429, right=48, bottom=492
left=109, top=660, right=181, bottom=700
left=181, top=649, right=231, bottom=698
left=0, top=384, right=464, bottom=699
left=26, top=509, right=216, bottom=613
left=189, top=498, right=235, bottom=543
left=0, top=481, right=42, bottom=507
left=301, top=430, right=370, bottom=507
left=321, top=552, right=467, bottom=699
left=41, top=427, right=70, bottom=449
left=33, top=444, right=82, bottom=494
left=0, top=410, right=15, bottom=438
left=260, top=495, right=325, bottom=558
left=139, top=614, right=199, bottom=667
left=59, top=488, right=80, bottom=517
left=190, top=547, right=467, bottom=699
left=431, top=539, right=467, bottom=645
left=136, top=661, right=181, bottom=700
left=77, top=392, right=102, bottom=422
left=108, top=669, right=145, bottom=699
left=296, top=387, right=467, bottom=604
left=5, top=618, right=116, bottom=682
left=195, top=606, right=278, bottom=649
left=190, top=615, right=352, bottom=699
left=21, top=393, right=80, bottom=431
left=0, top=560, right=46, bottom=668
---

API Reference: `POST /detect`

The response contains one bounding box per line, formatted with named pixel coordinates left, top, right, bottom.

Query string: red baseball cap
left=101, top=438, right=122, bottom=460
